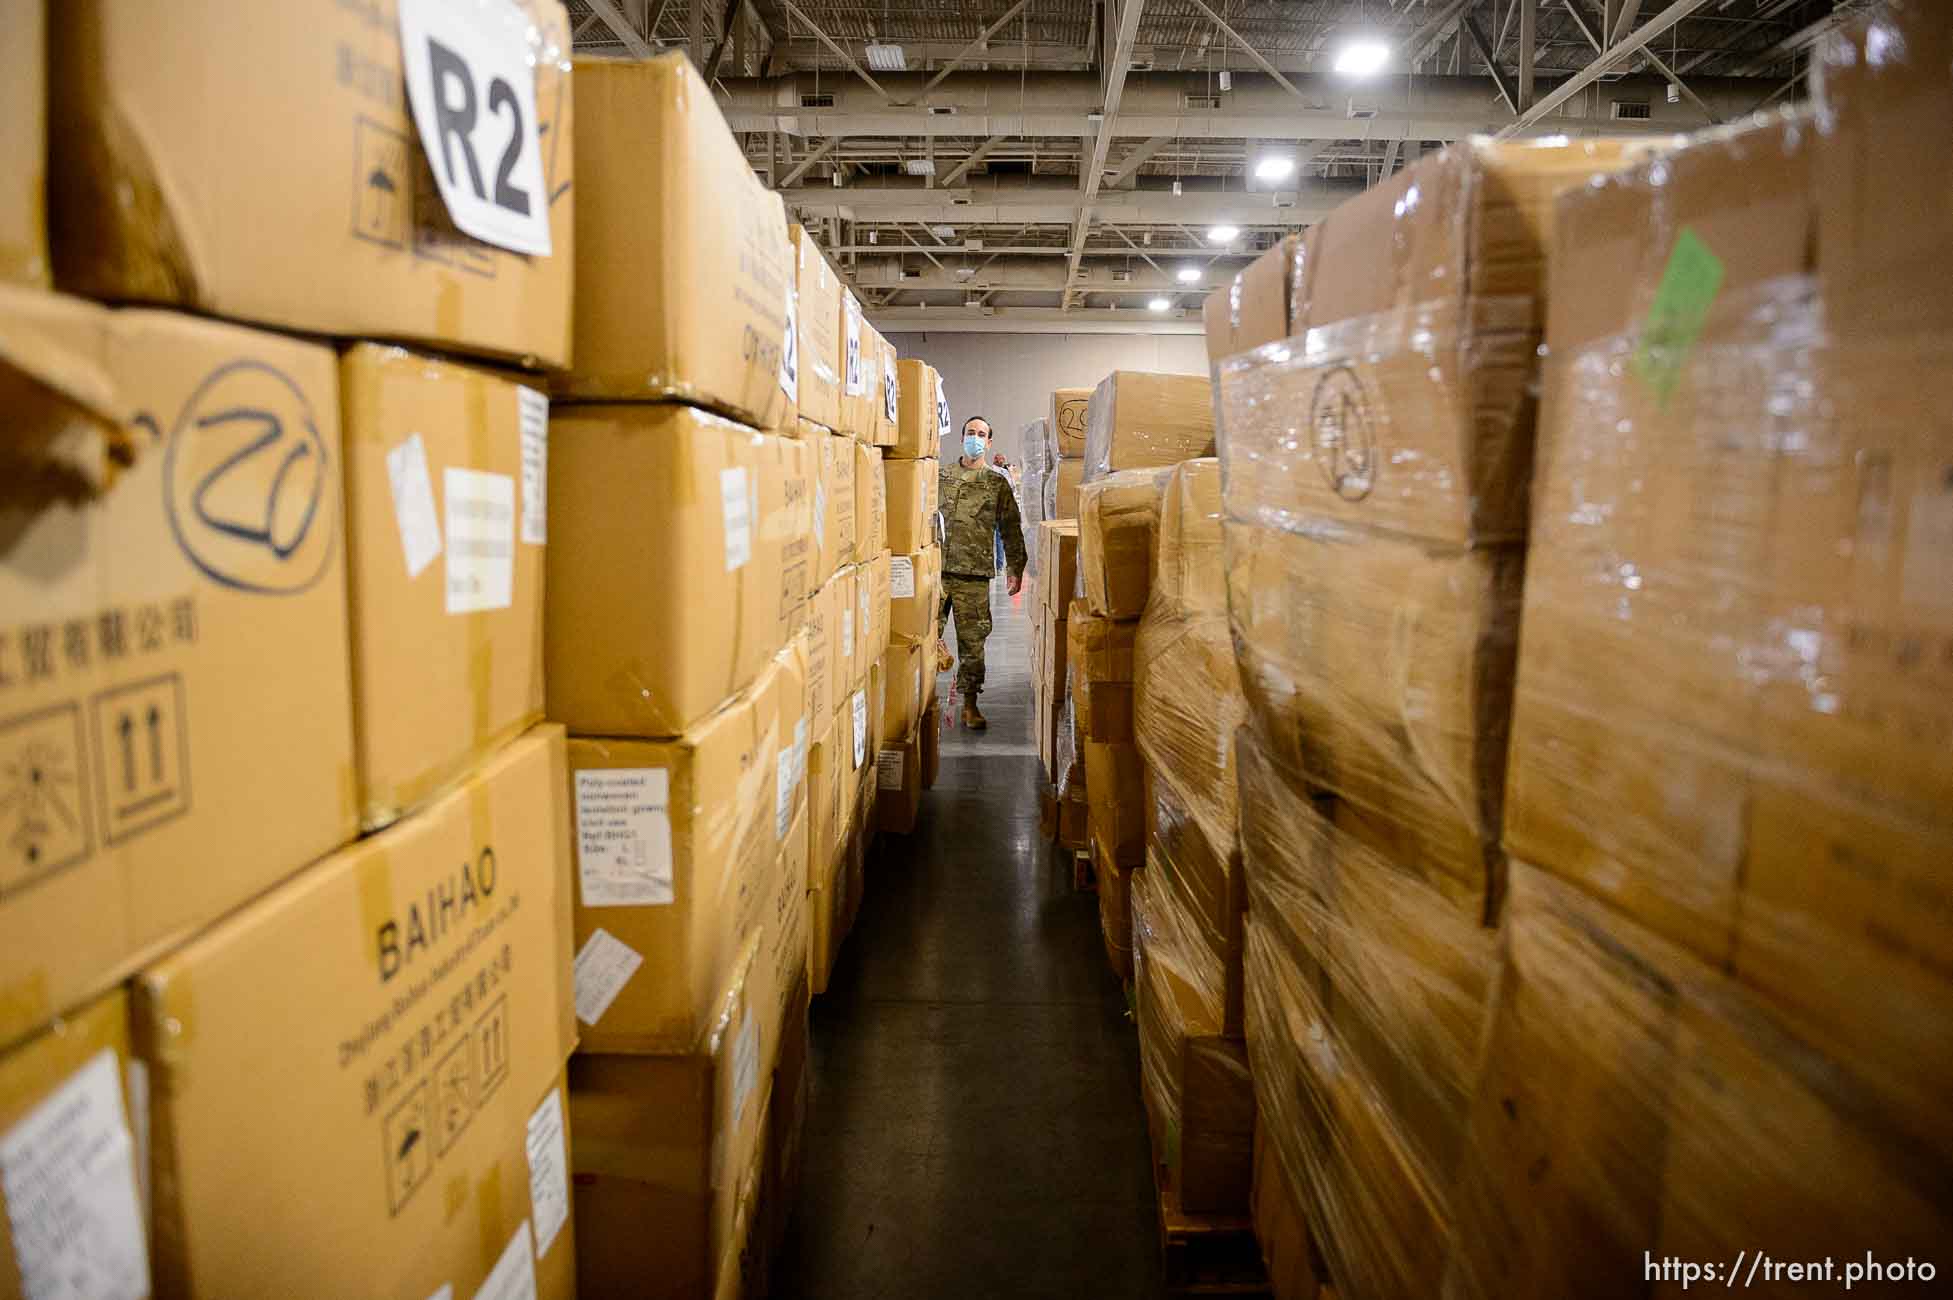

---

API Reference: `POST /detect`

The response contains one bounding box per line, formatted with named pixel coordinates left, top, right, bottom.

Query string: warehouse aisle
left=776, top=580, right=1165, bottom=1298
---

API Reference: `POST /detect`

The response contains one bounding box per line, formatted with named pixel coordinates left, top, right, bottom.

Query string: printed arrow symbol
left=118, top=714, right=136, bottom=792
left=147, top=705, right=165, bottom=781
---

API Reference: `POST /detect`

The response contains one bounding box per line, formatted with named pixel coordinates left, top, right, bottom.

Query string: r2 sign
left=399, top=0, right=553, bottom=256
left=935, top=374, right=951, bottom=443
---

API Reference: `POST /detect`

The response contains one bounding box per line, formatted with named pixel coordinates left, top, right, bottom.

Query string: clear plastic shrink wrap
left=1068, top=602, right=1137, bottom=743
left=1076, top=466, right=1172, bottom=618
left=1020, top=417, right=1050, bottom=574
left=1237, top=731, right=1497, bottom=1300
left=1508, top=47, right=1953, bottom=1136
left=1083, top=371, right=1216, bottom=483
left=1144, top=771, right=1244, bottom=1032
left=1133, top=459, right=1246, bottom=860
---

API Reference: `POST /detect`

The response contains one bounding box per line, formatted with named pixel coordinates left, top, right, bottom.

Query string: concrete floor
left=776, top=580, right=1165, bottom=1298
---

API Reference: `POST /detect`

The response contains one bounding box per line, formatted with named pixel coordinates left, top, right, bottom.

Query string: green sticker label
left=1632, top=227, right=1726, bottom=405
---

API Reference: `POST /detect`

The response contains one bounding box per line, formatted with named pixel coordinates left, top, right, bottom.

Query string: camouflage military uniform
left=938, top=460, right=1028, bottom=698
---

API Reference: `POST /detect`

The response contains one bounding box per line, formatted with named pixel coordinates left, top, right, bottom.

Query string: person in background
left=938, top=416, right=1027, bottom=730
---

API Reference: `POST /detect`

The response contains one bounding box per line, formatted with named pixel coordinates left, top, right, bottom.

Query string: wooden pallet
left=1152, top=1134, right=1271, bottom=1296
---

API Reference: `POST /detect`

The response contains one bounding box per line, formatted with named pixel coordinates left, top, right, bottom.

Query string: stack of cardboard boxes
left=4, top=3, right=580, bottom=1296
left=1030, top=519, right=1084, bottom=845
left=876, top=357, right=944, bottom=836
left=547, top=52, right=819, bottom=1295
left=1203, top=7, right=1953, bottom=1294
left=1046, top=388, right=1091, bottom=521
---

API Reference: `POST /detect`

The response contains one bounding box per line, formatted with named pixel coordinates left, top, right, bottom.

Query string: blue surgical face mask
left=963, top=434, right=988, bottom=459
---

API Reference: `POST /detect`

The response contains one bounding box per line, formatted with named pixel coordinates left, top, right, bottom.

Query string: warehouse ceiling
left=574, top=0, right=1875, bottom=329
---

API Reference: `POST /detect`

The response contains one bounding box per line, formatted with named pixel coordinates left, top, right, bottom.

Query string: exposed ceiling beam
left=1612, top=0, right=1646, bottom=44
left=1182, top=0, right=1303, bottom=100
left=821, top=245, right=1257, bottom=259
left=1562, top=0, right=1720, bottom=124
left=1463, top=13, right=1521, bottom=114
left=583, top=0, right=658, bottom=59
left=915, top=0, right=1033, bottom=100
left=779, top=0, right=891, bottom=99
left=1403, top=0, right=1475, bottom=68
left=1064, top=0, right=1147, bottom=305
left=870, top=307, right=1204, bottom=334
left=1518, top=0, right=1539, bottom=111
left=1104, top=135, right=1171, bottom=188
left=899, top=224, right=948, bottom=270
left=779, top=136, right=842, bottom=187
left=1731, top=9, right=1862, bottom=77
left=702, top=0, right=748, bottom=81
left=1109, top=227, right=1165, bottom=275
left=939, top=135, right=1010, bottom=186
left=1495, top=0, right=1713, bottom=137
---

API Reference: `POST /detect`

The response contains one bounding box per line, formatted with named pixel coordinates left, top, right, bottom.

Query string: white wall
left=884, top=331, right=1209, bottom=465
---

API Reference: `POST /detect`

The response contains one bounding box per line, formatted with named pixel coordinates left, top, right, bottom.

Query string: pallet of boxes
left=1031, top=517, right=1085, bottom=850
left=547, top=53, right=819, bottom=1296
left=1207, top=12, right=1953, bottom=1295
left=3, top=4, right=580, bottom=1295
left=877, top=347, right=945, bottom=834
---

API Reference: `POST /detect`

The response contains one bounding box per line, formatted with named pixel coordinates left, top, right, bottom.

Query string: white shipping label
left=876, top=746, right=904, bottom=791
left=843, top=293, right=866, bottom=396
left=884, top=364, right=900, bottom=425
left=398, top=0, right=552, bottom=256
left=851, top=690, right=868, bottom=768
left=573, top=929, right=644, bottom=1026
left=890, top=555, right=916, bottom=599
left=935, top=373, right=951, bottom=442
left=841, top=605, right=855, bottom=661
left=775, top=747, right=795, bottom=841
left=525, top=1089, right=570, bottom=1259
left=473, top=1219, right=537, bottom=1300
left=731, top=1012, right=761, bottom=1127
left=517, top=386, right=548, bottom=545
left=780, top=283, right=800, bottom=400
left=386, top=432, right=443, bottom=580
left=427, top=1288, right=454, bottom=1300
left=575, top=768, right=673, bottom=907
left=721, top=466, right=753, bottom=571
left=0, top=1049, right=148, bottom=1300
left=444, top=467, right=516, bottom=613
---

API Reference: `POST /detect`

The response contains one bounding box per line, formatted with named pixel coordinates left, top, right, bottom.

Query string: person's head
left=961, top=416, right=992, bottom=461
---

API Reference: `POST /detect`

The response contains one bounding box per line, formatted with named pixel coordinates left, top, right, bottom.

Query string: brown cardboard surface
left=1038, top=520, right=1080, bottom=618
left=341, top=344, right=545, bottom=831
left=808, top=424, right=856, bottom=584
left=1068, top=606, right=1136, bottom=744
left=570, top=938, right=772, bottom=1300
left=879, top=636, right=928, bottom=745
left=52, top=0, right=574, bottom=368
left=547, top=409, right=810, bottom=738
left=791, top=226, right=843, bottom=431
left=1147, top=767, right=1246, bottom=1035
left=1, top=0, right=46, bottom=288
left=761, top=805, right=810, bottom=1058
left=875, top=731, right=923, bottom=835
left=1051, top=388, right=1091, bottom=458
left=1201, top=237, right=1296, bottom=365
left=856, top=551, right=892, bottom=686
left=884, top=456, right=940, bottom=554
left=802, top=587, right=835, bottom=726
left=0, top=303, right=356, bottom=1052
left=1251, top=1124, right=1322, bottom=1300
left=1077, top=467, right=1169, bottom=618
left=888, top=545, right=942, bottom=643
left=1051, top=458, right=1085, bottom=521
left=559, top=55, right=792, bottom=429
left=1083, top=740, right=1142, bottom=867
left=854, top=442, right=887, bottom=560
left=1096, top=849, right=1133, bottom=983
left=1082, top=372, right=1215, bottom=480
left=893, top=359, right=939, bottom=459
left=138, top=727, right=576, bottom=1299
left=566, top=653, right=801, bottom=1055
left=0, top=285, right=125, bottom=500
left=0, top=989, right=144, bottom=1300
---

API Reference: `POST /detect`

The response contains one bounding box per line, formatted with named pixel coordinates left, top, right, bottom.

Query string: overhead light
left=1667, top=82, right=1682, bottom=104
left=1333, top=38, right=1391, bottom=78
left=1172, top=179, right=1183, bottom=196
left=931, top=224, right=955, bottom=238
left=1206, top=224, right=1239, bottom=244
left=1142, top=232, right=1152, bottom=246
left=831, top=170, right=843, bottom=187
left=1176, top=266, right=1201, bottom=283
left=902, top=158, right=937, bottom=176
left=1147, top=297, right=1171, bottom=312
left=868, top=230, right=878, bottom=245
left=1218, top=70, right=1232, bottom=92
left=865, top=43, right=907, bottom=72
left=1254, top=155, right=1295, bottom=182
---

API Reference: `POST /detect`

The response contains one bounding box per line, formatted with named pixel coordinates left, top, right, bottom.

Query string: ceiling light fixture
left=902, top=158, right=937, bottom=175
left=1206, top=224, right=1239, bottom=244
left=865, top=43, right=907, bottom=71
left=1148, top=297, right=1171, bottom=312
left=1176, top=266, right=1201, bottom=283
left=1333, top=38, right=1391, bottom=78
left=1254, top=155, right=1295, bottom=182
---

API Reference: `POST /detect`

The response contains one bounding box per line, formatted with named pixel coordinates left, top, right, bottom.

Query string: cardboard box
left=889, top=545, right=942, bottom=643
left=802, top=587, right=835, bottom=726
left=52, top=0, right=574, bottom=368
left=0, top=989, right=147, bottom=1299
left=854, top=441, right=887, bottom=559
left=0, top=301, right=356, bottom=1052
left=1148, top=765, right=1247, bottom=1035
left=759, top=971, right=812, bottom=1277
left=1202, top=236, right=1300, bottom=365
left=1032, top=591, right=1071, bottom=783
left=1446, top=863, right=1953, bottom=1300
left=870, top=330, right=900, bottom=447
left=874, top=731, right=923, bottom=835
left=807, top=423, right=857, bottom=584
left=790, top=226, right=843, bottom=431
left=1227, top=518, right=1521, bottom=907
left=341, top=344, right=546, bottom=830
left=1082, top=372, right=1215, bottom=480
left=1135, top=868, right=1252, bottom=1215
left=1068, top=605, right=1136, bottom=743
left=566, top=653, right=802, bottom=1055
left=1084, top=740, right=1143, bottom=867
left=829, top=565, right=859, bottom=707
left=1, top=0, right=46, bottom=288
left=880, top=636, right=928, bottom=746
left=1038, top=520, right=1080, bottom=619
left=1050, top=458, right=1085, bottom=521
left=560, top=55, right=792, bottom=430
left=761, top=805, right=810, bottom=1049
left=893, top=359, right=942, bottom=459
left=1077, top=467, right=1170, bottom=618
left=1251, top=1124, right=1323, bottom=1300
left=137, top=727, right=577, bottom=1299
left=570, top=938, right=773, bottom=1300
left=1097, top=849, right=1134, bottom=983
left=884, top=456, right=940, bottom=553
left=856, top=550, right=892, bottom=685
left=547, top=409, right=809, bottom=738
left=1051, top=388, right=1091, bottom=458
left=919, top=701, right=940, bottom=788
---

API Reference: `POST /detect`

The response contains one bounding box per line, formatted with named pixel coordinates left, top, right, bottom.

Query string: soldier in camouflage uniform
left=939, top=415, right=1027, bottom=729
